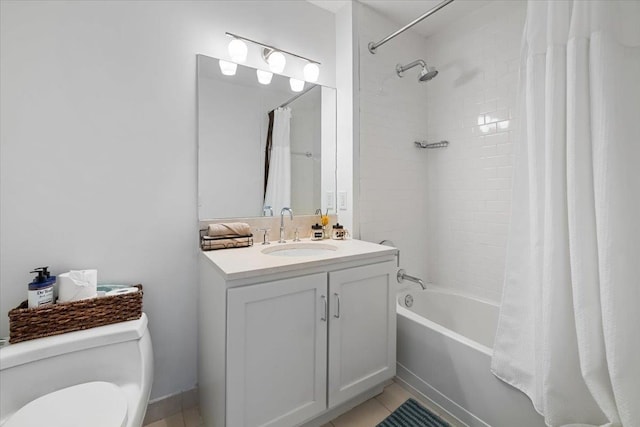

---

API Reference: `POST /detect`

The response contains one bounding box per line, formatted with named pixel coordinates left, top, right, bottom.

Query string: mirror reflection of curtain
left=264, top=110, right=274, bottom=197
left=264, top=107, right=292, bottom=212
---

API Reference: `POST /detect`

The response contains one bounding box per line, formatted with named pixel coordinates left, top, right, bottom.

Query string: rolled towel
left=208, top=222, right=251, bottom=238
left=202, top=236, right=252, bottom=250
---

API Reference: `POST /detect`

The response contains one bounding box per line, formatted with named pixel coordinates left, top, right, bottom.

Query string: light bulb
left=228, top=39, right=248, bottom=63
left=218, top=59, right=237, bottom=76
left=267, top=51, right=286, bottom=73
left=303, top=63, right=320, bottom=82
left=290, top=78, right=305, bottom=92
left=257, top=69, right=273, bottom=85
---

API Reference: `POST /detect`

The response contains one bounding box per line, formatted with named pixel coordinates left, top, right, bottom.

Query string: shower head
left=419, top=66, right=439, bottom=81
left=396, top=59, right=438, bottom=82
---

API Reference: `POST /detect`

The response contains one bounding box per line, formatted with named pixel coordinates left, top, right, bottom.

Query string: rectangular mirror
left=197, top=54, right=337, bottom=220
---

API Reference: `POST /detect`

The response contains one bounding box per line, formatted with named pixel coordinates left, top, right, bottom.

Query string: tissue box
left=8, top=284, right=143, bottom=344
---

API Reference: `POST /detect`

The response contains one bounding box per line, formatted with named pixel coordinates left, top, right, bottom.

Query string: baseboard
left=300, top=384, right=385, bottom=427
left=143, top=387, right=199, bottom=425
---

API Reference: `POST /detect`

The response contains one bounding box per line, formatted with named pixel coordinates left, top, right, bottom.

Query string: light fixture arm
left=225, top=32, right=321, bottom=65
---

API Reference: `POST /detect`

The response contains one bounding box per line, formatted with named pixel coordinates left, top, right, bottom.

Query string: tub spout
left=397, top=269, right=426, bottom=290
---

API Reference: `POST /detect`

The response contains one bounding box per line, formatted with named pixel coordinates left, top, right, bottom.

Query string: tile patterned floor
left=145, top=406, right=202, bottom=427
left=145, top=381, right=462, bottom=427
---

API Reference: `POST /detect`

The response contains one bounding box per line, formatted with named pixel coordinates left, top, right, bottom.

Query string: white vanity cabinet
left=199, top=240, right=398, bottom=427
left=327, top=262, right=396, bottom=408
left=226, top=273, right=328, bottom=427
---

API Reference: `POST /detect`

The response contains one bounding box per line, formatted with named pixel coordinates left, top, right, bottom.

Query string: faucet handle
left=293, top=228, right=301, bottom=242
left=257, top=228, right=271, bottom=245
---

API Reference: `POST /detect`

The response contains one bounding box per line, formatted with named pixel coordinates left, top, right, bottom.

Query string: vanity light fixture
left=224, top=32, right=321, bottom=81
left=228, top=38, right=248, bottom=63
left=303, top=63, right=320, bottom=83
left=256, top=69, right=273, bottom=85
left=218, top=59, right=237, bottom=76
left=265, top=50, right=286, bottom=73
left=289, top=78, right=305, bottom=92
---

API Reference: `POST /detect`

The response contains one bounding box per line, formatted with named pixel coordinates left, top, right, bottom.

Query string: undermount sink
left=261, top=242, right=338, bottom=257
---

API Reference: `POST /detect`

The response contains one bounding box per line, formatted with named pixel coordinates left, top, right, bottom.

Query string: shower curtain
left=491, top=1, right=640, bottom=426
left=264, top=107, right=292, bottom=213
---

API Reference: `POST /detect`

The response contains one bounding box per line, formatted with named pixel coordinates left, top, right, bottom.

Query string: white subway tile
left=361, top=0, right=524, bottom=299
left=496, top=142, right=513, bottom=155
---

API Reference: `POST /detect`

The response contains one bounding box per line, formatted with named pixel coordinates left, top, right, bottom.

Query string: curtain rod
left=368, top=0, right=455, bottom=54
left=271, top=85, right=317, bottom=112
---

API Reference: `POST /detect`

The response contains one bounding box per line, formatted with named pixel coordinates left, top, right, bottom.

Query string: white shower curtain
left=264, top=107, right=292, bottom=213
left=491, top=1, right=640, bottom=426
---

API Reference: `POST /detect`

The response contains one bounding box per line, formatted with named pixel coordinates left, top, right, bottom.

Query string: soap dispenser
left=28, top=267, right=56, bottom=308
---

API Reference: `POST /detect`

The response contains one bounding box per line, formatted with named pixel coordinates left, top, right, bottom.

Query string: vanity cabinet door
left=226, top=273, right=328, bottom=427
left=327, top=261, right=397, bottom=408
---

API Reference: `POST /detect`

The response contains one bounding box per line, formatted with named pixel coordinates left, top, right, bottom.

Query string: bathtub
left=396, top=288, right=544, bottom=427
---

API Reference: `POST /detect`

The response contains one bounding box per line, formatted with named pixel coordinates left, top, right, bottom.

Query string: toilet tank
left=0, top=314, right=153, bottom=425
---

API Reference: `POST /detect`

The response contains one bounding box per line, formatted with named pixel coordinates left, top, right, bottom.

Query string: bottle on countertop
left=27, top=266, right=56, bottom=308
left=331, top=223, right=349, bottom=240
left=311, top=224, right=324, bottom=241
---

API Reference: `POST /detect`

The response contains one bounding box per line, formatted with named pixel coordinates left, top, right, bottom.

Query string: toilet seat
left=4, top=381, right=128, bottom=427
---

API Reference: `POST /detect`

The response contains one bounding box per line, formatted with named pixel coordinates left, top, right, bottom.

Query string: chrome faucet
left=397, top=269, right=427, bottom=290
left=263, top=205, right=273, bottom=217
left=279, top=207, right=293, bottom=243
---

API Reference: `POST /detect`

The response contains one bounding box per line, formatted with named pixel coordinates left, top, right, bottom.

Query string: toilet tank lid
left=0, top=313, right=148, bottom=371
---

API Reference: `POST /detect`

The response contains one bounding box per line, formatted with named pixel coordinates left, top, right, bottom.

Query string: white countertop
left=201, top=238, right=398, bottom=280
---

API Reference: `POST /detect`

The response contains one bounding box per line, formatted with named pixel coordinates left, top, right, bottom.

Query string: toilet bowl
left=0, top=313, right=153, bottom=427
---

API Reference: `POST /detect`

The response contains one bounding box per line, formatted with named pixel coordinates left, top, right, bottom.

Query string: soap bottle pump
left=28, top=266, right=55, bottom=308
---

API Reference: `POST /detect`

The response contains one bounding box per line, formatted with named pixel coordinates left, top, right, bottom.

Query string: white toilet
left=0, top=313, right=153, bottom=427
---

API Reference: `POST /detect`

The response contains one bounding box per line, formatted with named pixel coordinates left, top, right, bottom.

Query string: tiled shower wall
left=357, top=1, right=526, bottom=300
left=423, top=1, right=526, bottom=302
left=357, top=3, right=431, bottom=284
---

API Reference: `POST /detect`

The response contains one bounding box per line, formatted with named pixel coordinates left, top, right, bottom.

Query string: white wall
left=423, top=1, right=525, bottom=302
left=0, top=0, right=335, bottom=400
left=356, top=3, right=430, bottom=284
left=335, top=2, right=358, bottom=235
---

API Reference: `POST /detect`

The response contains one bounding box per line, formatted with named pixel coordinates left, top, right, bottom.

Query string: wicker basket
left=8, top=284, right=143, bottom=344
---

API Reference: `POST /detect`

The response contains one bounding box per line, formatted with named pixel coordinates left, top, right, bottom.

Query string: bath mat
left=377, top=398, right=450, bottom=427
